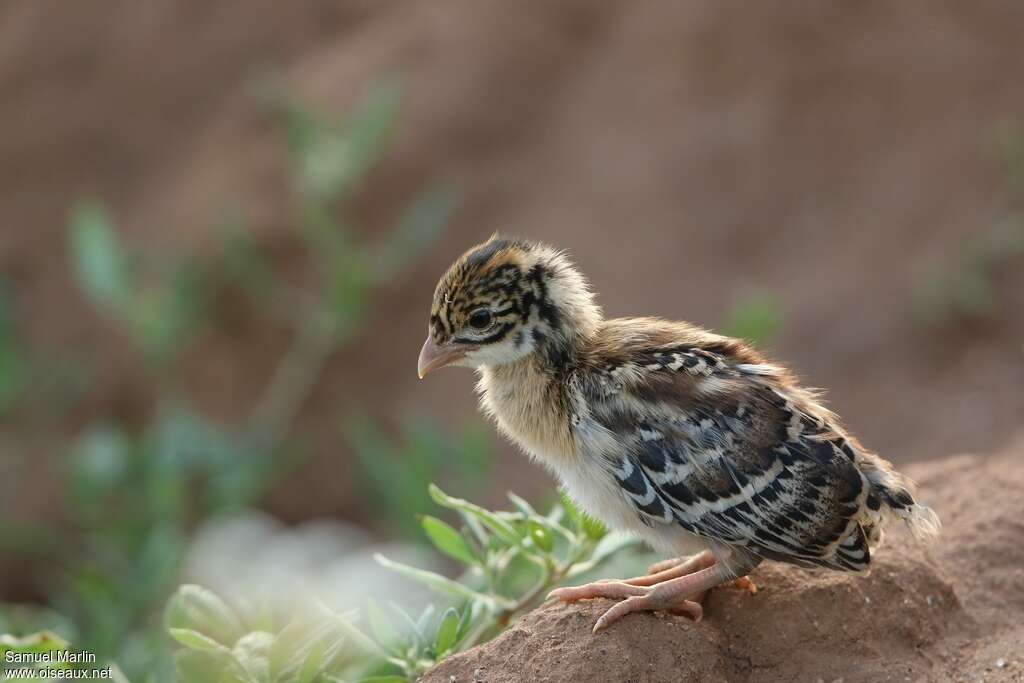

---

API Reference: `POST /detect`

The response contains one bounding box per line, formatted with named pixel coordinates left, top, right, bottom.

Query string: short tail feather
left=860, top=455, right=941, bottom=543
left=896, top=501, right=941, bottom=541
left=875, top=481, right=941, bottom=542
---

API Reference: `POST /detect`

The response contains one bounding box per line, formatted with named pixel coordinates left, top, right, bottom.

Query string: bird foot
left=548, top=580, right=703, bottom=631
left=547, top=551, right=757, bottom=633
left=729, top=575, right=758, bottom=594
left=644, top=553, right=758, bottom=594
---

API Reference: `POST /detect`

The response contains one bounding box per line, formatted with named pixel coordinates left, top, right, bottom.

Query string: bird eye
left=468, top=309, right=493, bottom=330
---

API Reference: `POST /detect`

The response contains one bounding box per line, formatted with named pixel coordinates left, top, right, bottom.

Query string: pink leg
left=631, top=551, right=716, bottom=585
left=548, top=550, right=760, bottom=632
left=644, top=553, right=757, bottom=594
left=647, top=553, right=711, bottom=575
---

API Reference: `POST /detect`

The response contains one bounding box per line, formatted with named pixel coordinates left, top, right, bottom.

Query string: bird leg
left=647, top=552, right=714, bottom=575
left=639, top=550, right=717, bottom=583
left=643, top=552, right=758, bottom=595
left=548, top=550, right=759, bottom=632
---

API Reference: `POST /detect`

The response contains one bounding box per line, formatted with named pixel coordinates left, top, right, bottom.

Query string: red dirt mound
left=422, top=437, right=1024, bottom=682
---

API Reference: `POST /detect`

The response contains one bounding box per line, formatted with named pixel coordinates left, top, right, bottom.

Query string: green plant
left=911, top=219, right=1024, bottom=328
left=1, top=631, right=129, bottom=682
left=60, top=409, right=288, bottom=670
left=0, top=283, right=28, bottom=414
left=1, top=79, right=458, bottom=683
left=721, top=292, right=784, bottom=346
left=69, top=200, right=210, bottom=369
left=0, top=282, right=90, bottom=424
left=994, top=121, right=1024, bottom=200
left=347, top=416, right=493, bottom=537
left=165, top=486, right=641, bottom=682
left=911, top=124, right=1024, bottom=329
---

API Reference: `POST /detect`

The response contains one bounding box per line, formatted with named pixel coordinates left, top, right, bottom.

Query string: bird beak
left=417, top=337, right=466, bottom=379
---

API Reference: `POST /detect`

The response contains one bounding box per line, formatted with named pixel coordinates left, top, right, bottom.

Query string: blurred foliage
left=1, top=79, right=461, bottom=682
left=69, top=199, right=209, bottom=368
left=60, top=409, right=288, bottom=674
left=721, top=292, right=784, bottom=346
left=912, top=219, right=1024, bottom=328
left=2, top=630, right=129, bottom=682
left=165, top=485, right=640, bottom=682
left=0, top=604, right=77, bottom=645
left=912, top=124, right=1024, bottom=329
left=0, top=284, right=28, bottom=414
left=995, top=120, right=1024, bottom=200
left=0, top=282, right=91, bottom=422
left=347, top=417, right=493, bottom=538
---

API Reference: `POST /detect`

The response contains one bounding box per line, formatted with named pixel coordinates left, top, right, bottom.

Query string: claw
left=592, top=593, right=703, bottom=633
left=730, top=576, right=758, bottom=594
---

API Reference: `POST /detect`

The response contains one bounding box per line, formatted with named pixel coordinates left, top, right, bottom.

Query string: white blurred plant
left=182, top=512, right=440, bottom=622
left=165, top=486, right=649, bottom=682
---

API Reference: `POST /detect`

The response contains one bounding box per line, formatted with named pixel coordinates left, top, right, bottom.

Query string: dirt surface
left=2, top=1, right=1024, bottom=592
left=422, top=437, right=1024, bottom=683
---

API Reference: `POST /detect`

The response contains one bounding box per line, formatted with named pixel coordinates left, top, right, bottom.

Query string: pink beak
left=417, top=337, right=467, bottom=378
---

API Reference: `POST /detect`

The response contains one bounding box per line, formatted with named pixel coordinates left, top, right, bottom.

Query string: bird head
left=418, top=236, right=601, bottom=378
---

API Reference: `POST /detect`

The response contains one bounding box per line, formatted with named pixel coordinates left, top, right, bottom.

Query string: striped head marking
left=417, top=235, right=600, bottom=377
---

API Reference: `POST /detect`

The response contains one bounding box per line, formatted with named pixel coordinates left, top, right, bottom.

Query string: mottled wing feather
left=590, top=346, right=871, bottom=572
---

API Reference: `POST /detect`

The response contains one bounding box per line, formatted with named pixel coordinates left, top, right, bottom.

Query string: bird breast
left=476, top=361, right=708, bottom=556
left=476, top=361, right=578, bottom=464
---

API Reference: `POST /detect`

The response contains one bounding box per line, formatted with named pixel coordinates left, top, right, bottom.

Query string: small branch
left=248, top=308, right=345, bottom=448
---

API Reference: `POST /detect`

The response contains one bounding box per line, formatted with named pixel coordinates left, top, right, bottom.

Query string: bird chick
left=418, top=236, right=940, bottom=632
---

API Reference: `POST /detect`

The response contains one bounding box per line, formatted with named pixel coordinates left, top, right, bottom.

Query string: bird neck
left=476, top=342, right=579, bottom=460
left=475, top=310, right=596, bottom=462
left=528, top=271, right=601, bottom=373
left=530, top=322, right=587, bottom=377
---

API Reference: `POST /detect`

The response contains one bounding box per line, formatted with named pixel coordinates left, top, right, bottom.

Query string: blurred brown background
left=2, top=0, right=1022, bottom=609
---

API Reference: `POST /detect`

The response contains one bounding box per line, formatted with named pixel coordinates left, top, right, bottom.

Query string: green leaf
left=416, top=604, right=436, bottom=638
left=227, top=631, right=274, bottom=683
left=268, top=619, right=332, bottom=682
left=581, top=514, right=606, bottom=541
left=428, top=484, right=521, bottom=546
left=0, top=288, right=26, bottom=414
left=173, top=649, right=227, bottom=681
left=528, top=521, right=554, bottom=553
left=566, top=532, right=642, bottom=579
left=559, top=490, right=581, bottom=526
left=0, top=630, right=69, bottom=654
left=421, top=515, right=478, bottom=566
left=168, top=628, right=229, bottom=654
left=68, top=199, right=131, bottom=312
left=375, top=182, right=457, bottom=279
left=286, top=79, right=402, bottom=203
left=721, top=292, right=783, bottom=346
left=387, top=602, right=425, bottom=649
left=365, top=599, right=398, bottom=651
left=338, top=79, right=402, bottom=187
left=589, top=531, right=641, bottom=564
left=560, top=491, right=605, bottom=540
left=327, top=608, right=390, bottom=660
left=374, top=554, right=494, bottom=605
left=434, top=607, right=459, bottom=656
left=455, top=602, right=475, bottom=643
left=165, top=584, right=245, bottom=648
left=295, top=638, right=328, bottom=683
left=507, top=492, right=538, bottom=517
left=68, top=426, right=131, bottom=504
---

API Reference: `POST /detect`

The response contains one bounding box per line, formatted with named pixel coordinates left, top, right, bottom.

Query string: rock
left=421, top=438, right=1024, bottom=682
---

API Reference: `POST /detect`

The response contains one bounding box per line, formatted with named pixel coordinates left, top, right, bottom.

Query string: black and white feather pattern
left=577, top=344, right=934, bottom=573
